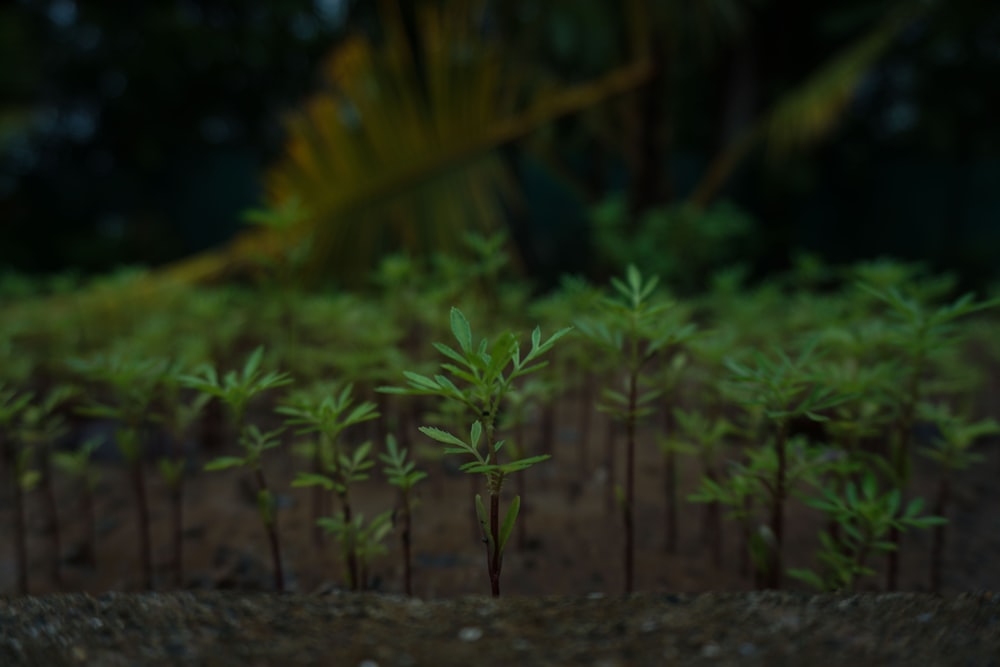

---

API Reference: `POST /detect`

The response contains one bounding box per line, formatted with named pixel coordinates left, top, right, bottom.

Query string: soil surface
left=2, top=590, right=999, bottom=666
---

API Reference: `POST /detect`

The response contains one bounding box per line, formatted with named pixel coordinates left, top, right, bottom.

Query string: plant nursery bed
left=6, top=405, right=1000, bottom=600
left=2, top=590, right=999, bottom=666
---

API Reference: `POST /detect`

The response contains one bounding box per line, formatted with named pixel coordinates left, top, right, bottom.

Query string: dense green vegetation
left=1, top=243, right=998, bottom=597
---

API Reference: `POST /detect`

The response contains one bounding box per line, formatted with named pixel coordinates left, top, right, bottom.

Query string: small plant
left=380, top=434, right=427, bottom=595
left=860, top=283, right=999, bottom=589
left=1, top=384, right=35, bottom=594
left=12, top=444, right=41, bottom=594
left=70, top=352, right=166, bottom=590
left=154, top=364, right=211, bottom=588
left=722, top=339, right=851, bottom=588
left=294, top=440, right=378, bottom=591
left=670, top=407, right=734, bottom=567
left=917, top=403, right=1000, bottom=592
left=316, top=509, right=394, bottom=592
left=53, top=436, right=103, bottom=569
left=690, top=435, right=833, bottom=587
left=381, top=307, right=570, bottom=597
left=576, top=264, right=693, bottom=592
left=181, top=346, right=293, bottom=592
left=789, top=471, right=945, bottom=591
left=17, top=386, right=77, bottom=587
left=277, top=382, right=379, bottom=553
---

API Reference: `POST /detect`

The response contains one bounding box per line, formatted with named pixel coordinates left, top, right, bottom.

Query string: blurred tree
left=0, top=0, right=355, bottom=272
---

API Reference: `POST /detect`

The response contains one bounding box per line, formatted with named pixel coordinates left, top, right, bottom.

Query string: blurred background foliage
left=1, top=0, right=998, bottom=290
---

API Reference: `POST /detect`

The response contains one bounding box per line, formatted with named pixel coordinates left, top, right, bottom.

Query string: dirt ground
left=3, top=390, right=999, bottom=600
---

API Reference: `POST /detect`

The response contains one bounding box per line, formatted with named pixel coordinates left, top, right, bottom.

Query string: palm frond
left=153, top=0, right=651, bottom=288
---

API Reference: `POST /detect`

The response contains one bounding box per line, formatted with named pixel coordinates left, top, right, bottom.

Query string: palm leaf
left=7, top=0, right=652, bottom=325
left=164, top=0, right=651, bottom=287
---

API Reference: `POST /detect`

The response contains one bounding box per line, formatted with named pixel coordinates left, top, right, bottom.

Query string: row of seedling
left=2, top=260, right=998, bottom=596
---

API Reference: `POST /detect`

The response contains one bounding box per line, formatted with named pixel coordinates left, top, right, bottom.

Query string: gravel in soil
left=2, top=591, right=999, bottom=666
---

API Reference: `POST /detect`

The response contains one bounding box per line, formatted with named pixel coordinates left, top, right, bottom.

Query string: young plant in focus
left=381, top=307, right=570, bottom=597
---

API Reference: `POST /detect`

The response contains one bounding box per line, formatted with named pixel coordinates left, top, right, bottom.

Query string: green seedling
left=380, top=434, right=427, bottom=595
left=154, top=366, right=211, bottom=588
left=530, top=275, right=612, bottom=476
left=53, top=435, right=103, bottom=569
left=789, top=470, right=945, bottom=591
left=181, top=346, right=293, bottom=592
left=1, top=385, right=35, bottom=594
left=723, top=338, right=852, bottom=588
left=690, top=435, right=833, bottom=587
left=576, top=264, right=694, bottom=592
left=859, top=283, right=999, bottom=589
left=0, top=383, right=32, bottom=485
left=293, top=440, right=377, bottom=591
left=277, top=382, right=379, bottom=576
left=918, top=403, right=1000, bottom=592
left=381, top=307, right=570, bottom=597
left=12, top=446, right=41, bottom=594
left=655, top=344, right=696, bottom=555
left=316, top=509, right=394, bottom=593
left=70, top=352, right=166, bottom=590
left=670, top=408, right=734, bottom=567
left=17, top=386, right=77, bottom=588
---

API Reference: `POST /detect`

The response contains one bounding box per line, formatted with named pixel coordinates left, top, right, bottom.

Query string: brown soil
left=3, top=590, right=999, bottom=666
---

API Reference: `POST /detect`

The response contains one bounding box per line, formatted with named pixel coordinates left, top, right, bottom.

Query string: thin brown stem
left=930, top=475, right=950, bottom=593
left=40, top=446, right=63, bottom=588
left=624, top=370, right=638, bottom=593
left=255, top=466, right=285, bottom=592
left=82, top=480, right=97, bottom=568
left=171, top=481, right=184, bottom=588
left=400, top=495, right=414, bottom=596
left=13, top=464, right=29, bottom=595
left=767, top=424, right=788, bottom=590
left=579, top=374, right=593, bottom=473
left=132, top=460, right=153, bottom=590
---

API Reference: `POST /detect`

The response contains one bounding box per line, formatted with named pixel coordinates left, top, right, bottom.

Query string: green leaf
left=787, top=567, right=826, bottom=591
left=243, top=346, right=265, bottom=381
left=204, top=456, right=246, bottom=471
left=402, top=371, right=441, bottom=391
left=419, top=425, right=468, bottom=449
left=20, top=470, right=41, bottom=491
left=433, top=342, right=469, bottom=367
left=293, top=472, right=336, bottom=491
left=499, top=454, right=551, bottom=473
left=498, top=495, right=521, bottom=553
left=451, top=307, right=473, bottom=353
